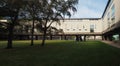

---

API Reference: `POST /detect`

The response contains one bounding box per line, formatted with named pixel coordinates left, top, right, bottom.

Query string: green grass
left=0, top=40, right=120, bottom=66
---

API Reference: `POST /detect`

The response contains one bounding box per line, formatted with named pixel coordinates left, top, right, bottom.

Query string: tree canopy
left=0, top=0, right=78, bottom=48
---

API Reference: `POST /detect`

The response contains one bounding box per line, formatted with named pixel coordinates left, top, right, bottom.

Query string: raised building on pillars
left=51, top=0, right=120, bottom=41
left=0, top=0, right=120, bottom=41
left=102, top=0, right=120, bottom=41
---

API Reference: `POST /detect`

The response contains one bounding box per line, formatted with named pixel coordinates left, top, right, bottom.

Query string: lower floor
left=0, top=34, right=102, bottom=41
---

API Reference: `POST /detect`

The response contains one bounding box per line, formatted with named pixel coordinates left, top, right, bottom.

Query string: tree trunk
left=6, top=9, right=19, bottom=49
left=79, top=35, right=83, bottom=41
left=31, top=19, right=35, bottom=46
left=7, top=25, right=14, bottom=49
left=41, top=30, right=47, bottom=46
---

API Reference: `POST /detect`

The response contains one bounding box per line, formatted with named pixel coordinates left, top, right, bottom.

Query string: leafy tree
left=0, top=0, right=25, bottom=48
left=36, top=0, right=78, bottom=46
left=24, top=0, right=43, bottom=46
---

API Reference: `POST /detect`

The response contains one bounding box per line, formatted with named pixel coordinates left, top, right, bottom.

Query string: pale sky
left=71, top=0, right=108, bottom=18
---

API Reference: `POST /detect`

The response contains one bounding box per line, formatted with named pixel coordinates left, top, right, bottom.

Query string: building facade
left=52, top=18, right=102, bottom=34
left=50, top=0, right=120, bottom=41
left=102, top=0, right=120, bottom=41
left=1, top=0, right=120, bottom=41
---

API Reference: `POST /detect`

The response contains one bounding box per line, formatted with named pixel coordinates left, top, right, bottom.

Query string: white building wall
left=50, top=0, right=120, bottom=34
left=114, top=0, right=120, bottom=23
left=102, top=0, right=120, bottom=32
left=51, top=19, right=102, bottom=33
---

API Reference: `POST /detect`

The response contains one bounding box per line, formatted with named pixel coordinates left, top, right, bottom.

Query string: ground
left=0, top=40, right=120, bottom=66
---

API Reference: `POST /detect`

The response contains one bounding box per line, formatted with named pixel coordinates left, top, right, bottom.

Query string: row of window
left=107, top=2, right=115, bottom=28
left=66, top=29, right=94, bottom=32
left=66, top=29, right=87, bottom=31
left=65, top=25, right=95, bottom=32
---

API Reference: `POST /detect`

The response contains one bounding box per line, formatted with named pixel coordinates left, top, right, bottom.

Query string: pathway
left=101, top=41, right=120, bottom=48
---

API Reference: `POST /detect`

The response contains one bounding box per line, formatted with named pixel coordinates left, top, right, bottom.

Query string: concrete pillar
left=102, top=35, right=105, bottom=40
left=60, top=35, right=63, bottom=40
left=64, top=36, right=67, bottom=40
left=102, top=35, right=107, bottom=40
left=75, top=35, right=79, bottom=41
left=102, top=36, right=104, bottom=40
left=50, top=35, right=52, bottom=40
left=27, top=35, right=29, bottom=40
left=84, top=35, right=86, bottom=41
left=79, top=35, right=83, bottom=41
left=106, top=35, right=109, bottom=41
left=35, top=36, right=38, bottom=40
left=119, top=34, right=120, bottom=40
left=94, top=35, right=96, bottom=40
left=108, top=35, right=113, bottom=41
left=104, top=35, right=107, bottom=40
left=19, top=35, right=22, bottom=40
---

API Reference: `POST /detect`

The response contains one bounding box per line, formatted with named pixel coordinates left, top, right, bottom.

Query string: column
left=106, top=35, right=108, bottom=40
left=108, top=35, right=113, bottom=41
left=84, top=35, right=86, bottom=41
left=119, top=34, right=120, bottom=40
left=60, top=35, right=63, bottom=40
left=50, top=35, right=52, bottom=40
left=27, top=35, right=29, bottom=40
left=35, top=35, right=38, bottom=40
left=19, top=35, right=22, bottom=40
left=75, top=35, right=79, bottom=41
left=94, top=35, right=96, bottom=40
left=104, top=35, right=107, bottom=40
left=79, top=35, right=83, bottom=41
left=102, top=35, right=105, bottom=40
left=64, top=35, right=67, bottom=40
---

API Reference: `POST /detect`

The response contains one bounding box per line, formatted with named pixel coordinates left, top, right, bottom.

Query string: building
left=102, top=0, right=120, bottom=41
left=50, top=0, right=120, bottom=41
left=51, top=18, right=102, bottom=40
left=1, top=0, right=120, bottom=41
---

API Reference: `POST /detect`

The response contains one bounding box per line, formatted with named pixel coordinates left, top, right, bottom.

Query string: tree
left=36, top=0, right=78, bottom=46
left=24, top=0, right=43, bottom=46
left=0, top=0, right=25, bottom=49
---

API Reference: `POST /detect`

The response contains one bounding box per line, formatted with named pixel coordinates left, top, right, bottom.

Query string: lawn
left=0, top=40, right=120, bottom=66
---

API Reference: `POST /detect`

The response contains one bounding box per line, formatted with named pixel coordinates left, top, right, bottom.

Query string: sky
left=71, top=0, right=108, bottom=18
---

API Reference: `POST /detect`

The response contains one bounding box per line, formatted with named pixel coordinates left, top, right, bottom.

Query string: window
left=90, top=25, right=94, bottom=33
left=111, top=5, right=115, bottom=17
left=73, top=29, right=75, bottom=31
left=85, top=29, right=87, bottom=31
left=107, top=12, right=110, bottom=27
left=111, top=5, right=115, bottom=24
left=67, top=29, right=69, bottom=31
left=79, top=29, right=81, bottom=31
left=111, top=16, right=115, bottom=23
left=109, top=0, right=113, bottom=7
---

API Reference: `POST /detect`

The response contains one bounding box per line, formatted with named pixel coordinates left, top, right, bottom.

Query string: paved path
left=101, top=41, right=120, bottom=48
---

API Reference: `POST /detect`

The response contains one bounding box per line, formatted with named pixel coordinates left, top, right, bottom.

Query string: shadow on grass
left=0, top=40, right=120, bottom=66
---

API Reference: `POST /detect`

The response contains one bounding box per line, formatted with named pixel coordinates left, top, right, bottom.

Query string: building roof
left=63, top=18, right=101, bottom=20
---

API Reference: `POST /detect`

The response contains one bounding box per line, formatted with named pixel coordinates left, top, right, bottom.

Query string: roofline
left=102, top=0, right=111, bottom=18
left=63, top=18, right=101, bottom=20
